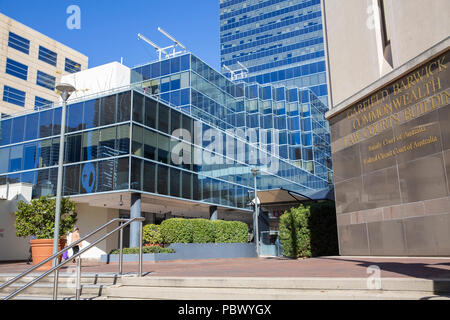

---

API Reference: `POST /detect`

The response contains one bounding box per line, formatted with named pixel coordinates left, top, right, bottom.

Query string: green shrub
left=279, top=202, right=338, bottom=258
left=110, top=247, right=174, bottom=254
left=160, top=218, right=193, bottom=244
left=212, top=220, right=248, bottom=243
left=142, top=224, right=163, bottom=245
left=191, top=219, right=215, bottom=243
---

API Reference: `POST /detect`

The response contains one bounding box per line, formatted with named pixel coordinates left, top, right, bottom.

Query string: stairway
left=0, top=272, right=121, bottom=300
left=104, top=276, right=450, bottom=300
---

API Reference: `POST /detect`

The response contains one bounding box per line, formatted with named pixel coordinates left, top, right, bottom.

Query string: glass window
left=0, top=148, right=10, bottom=174
left=80, top=161, right=97, bottom=194
left=170, top=167, right=180, bottom=198
left=11, top=116, right=25, bottom=144
left=158, top=104, right=170, bottom=134
left=117, top=92, right=131, bottom=122
left=38, top=46, right=57, bottom=66
left=132, top=92, right=144, bottom=124
left=100, top=95, right=117, bottom=126
left=170, top=75, right=181, bottom=91
left=144, top=97, right=157, bottom=128
left=144, top=129, right=157, bottom=160
left=35, top=96, right=53, bottom=111
left=34, top=169, right=52, bottom=198
left=143, top=160, right=156, bottom=193
left=180, top=72, right=189, bottom=88
left=65, top=133, right=82, bottom=163
left=1, top=119, right=12, bottom=146
left=181, top=171, right=192, bottom=200
left=83, top=99, right=100, bottom=130
left=131, top=157, right=142, bottom=190
left=24, top=113, right=39, bottom=141
left=23, top=143, right=37, bottom=170
left=170, top=90, right=180, bottom=106
left=97, top=158, right=114, bottom=192
left=36, top=71, right=56, bottom=91
left=161, top=77, right=170, bottom=92
left=21, top=171, right=36, bottom=185
left=9, top=144, right=23, bottom=172
left=157, top=164, right=168, bottom=195
left=65, top=58, right=82, bottom=73
left=180, top=54, right=190, bottom=71
left=99, top=127, right=116, bottom=158
left=38, top=139, right=52, bottom=168
left=161, top=59, right=170, bottom=76
left=157, top=134, right=170, bottom=164
left=3, top=85, right=26, bottom=107
left=170, top=109, right=181, bottom=134
left=170, top=56, right=180, bottom=73
left=8, top=32, right=30, bottom=54
left=50, top=138, right=60, bottom=166
left=82, top=130, right=99, bottom=161
left=116, top=124, right=130, bottom=155
left=132, top=125, right=143, bottom=157
left=5, top=58, right=28, bottom=80
left=52, top=107, right=62, bottom=136
left=114, top=157, right=129, bottom=190
left=64, top=164, right=80, bottom=195
left=67, top=102, right=83, bottom=133
left=151, top=62, right=160, bottom=78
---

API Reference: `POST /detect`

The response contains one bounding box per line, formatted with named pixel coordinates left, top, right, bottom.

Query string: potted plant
left=14, top=195, right=77, bottom=270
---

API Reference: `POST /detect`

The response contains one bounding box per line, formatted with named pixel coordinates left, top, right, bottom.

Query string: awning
left=255, top=187, right=334, bottom=205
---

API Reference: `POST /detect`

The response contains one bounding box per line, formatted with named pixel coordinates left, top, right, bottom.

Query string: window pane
left=9, top=145, right=23, bottom=172
left=117, top=92, right=131, bottom=122
left=65, top=133, right=82, bottom=163
left=67, top=102, right=83, bottom=133
left=144, top=129, right=157, bottom=160
left=114, top=157, right=129, bottom=190
left=36, top=71, right=56, bottom=90
left=181, top=171, right=192, bottom=200
left=23, top=142, right=37, bottom=170
left=99, top=127, right=116, bottom=158
left=116, top=124, right=130, bottom=155
left=171, top=109, right=180, bottom=134
left=157, top=134, right=170, bottom=163
left=143, top=161, right=155, bottom=193
left=11, top=116, right=25, bottom=144
left=38, top=109, right=53, bottom=138
left=3, top=84, right=26, bottom=107
left=37, top=139, right=51, bottom=168
left=80, top=162, right=97, bottom=194
left=98, top=159, right=114, bottom=192
left=83, top=99, right=100, bottom=130
left=132, top=92, right=144, bottom=124
left=82, top=130, right=99, bottom=161
left=64, top=164, right=80, bottom=195
left=158, top=104, right=169, bottom=134
left=144, top=97, right=157, bottom=128
left=132, top=125, right=143, bottom=157
left=38, top=46, right=57, bottom=66
left=6, top=58, right=28, bottom=80
left=170, top=167, right=180, bottom=197
left=0, top=148, right=10, bottom=174
left=100, top=95, right=117, bottom=126
left=131, top=157, right=142, bottom=190
left=0, top=119, right=12, bottom=145
left=8, top=32, right=30, bottom=54
left=157, top=164, right=168, bottom=195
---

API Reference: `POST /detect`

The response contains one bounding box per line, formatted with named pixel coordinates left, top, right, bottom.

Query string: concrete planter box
left=101, top=243, right=257, bottom=263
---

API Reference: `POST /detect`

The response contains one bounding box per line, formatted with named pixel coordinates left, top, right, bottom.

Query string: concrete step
left=0, top=272, right=121, bottom=300
left=104, top=276, right=450, bottom=300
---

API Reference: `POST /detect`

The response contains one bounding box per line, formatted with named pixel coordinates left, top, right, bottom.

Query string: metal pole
left=138, top=221, right=143, bottom=277
left=52, top=97, right=67, bottom=267
left=119, top=222, right=123, bottom=275
left=254, top=173, right=259, bottom=257
left=75, top=257, right=81, bottom=300
left=52, top=269, right=59, bottom=300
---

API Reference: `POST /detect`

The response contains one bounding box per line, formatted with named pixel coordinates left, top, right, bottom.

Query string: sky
left=0, top=0, right=221, bottom=70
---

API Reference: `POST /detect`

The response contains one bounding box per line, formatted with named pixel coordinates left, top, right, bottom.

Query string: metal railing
left=0, top=217, right=145, bottom=300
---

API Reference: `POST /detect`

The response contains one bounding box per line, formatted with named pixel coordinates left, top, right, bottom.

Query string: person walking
left=70, top=227, right=81, bottom=263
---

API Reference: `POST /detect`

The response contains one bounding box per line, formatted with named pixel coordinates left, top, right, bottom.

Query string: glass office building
left=219, top=0, right=328, bottom=106
left=0, top=53, right=331, bottom=216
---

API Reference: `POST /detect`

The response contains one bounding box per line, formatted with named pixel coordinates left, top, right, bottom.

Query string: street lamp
left=251, top=168, right=259, bottom=257
left=52, top=83, right=76, bottom=266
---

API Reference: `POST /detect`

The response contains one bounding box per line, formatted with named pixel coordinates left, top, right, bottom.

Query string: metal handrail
left=0, top=217, right=145, bottom=300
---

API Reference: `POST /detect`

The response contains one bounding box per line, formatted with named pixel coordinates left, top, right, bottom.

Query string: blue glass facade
left=219, top=0, right=328, bottom=105
left=132, top=53, right=332, bottom=185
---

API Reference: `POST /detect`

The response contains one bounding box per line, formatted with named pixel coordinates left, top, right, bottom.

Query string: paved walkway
left=1, top=256, right=450, bottom=279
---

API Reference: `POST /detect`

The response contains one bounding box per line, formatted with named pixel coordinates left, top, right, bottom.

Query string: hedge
left=110, top=247, right=174, bottom=254
left=279, top=201, right=338, bottom=258
left=142, top=224, right=163, bottom=245
left=159, top=218, right=248, bottom=244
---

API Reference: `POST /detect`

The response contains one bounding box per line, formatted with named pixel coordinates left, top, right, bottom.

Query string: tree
left=14, top=195, right=77, bottom=239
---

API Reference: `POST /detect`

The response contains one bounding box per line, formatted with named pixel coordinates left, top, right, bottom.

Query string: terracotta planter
left=30, top=238, right=67, bottom=271
left=144, top=244, right=163, bottom=247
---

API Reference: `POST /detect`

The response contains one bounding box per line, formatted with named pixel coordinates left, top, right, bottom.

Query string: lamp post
left=52, top=84, right=76, bottom=267
left=251, top=168, right=259, bottom=257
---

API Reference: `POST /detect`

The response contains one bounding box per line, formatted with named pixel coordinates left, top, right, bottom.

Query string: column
left=129, top=193, right=141, bottom=248
left=209, top=206, right=218, bottom=220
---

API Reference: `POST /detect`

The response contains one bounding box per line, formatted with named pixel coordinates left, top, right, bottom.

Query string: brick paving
left=1, top=256, right=450, bottom=279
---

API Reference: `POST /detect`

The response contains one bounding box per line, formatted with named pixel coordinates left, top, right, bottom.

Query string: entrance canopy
left=256, top=187, right=334, bottom=205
